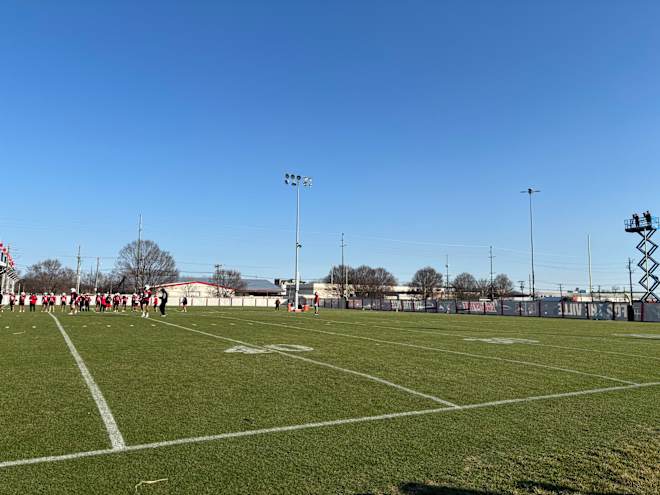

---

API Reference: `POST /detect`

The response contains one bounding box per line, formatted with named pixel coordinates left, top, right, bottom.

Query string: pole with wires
left=341, top=232, right=347, bottom=299
left=136, top=214, right=143, bottom=290
left=588, top=234, right=593, bottom=302
left=94, top=257, right=100, bottom=293
left=628, top=258, right=634, bottom=302
left=75, top=245, right=82, bottom=293
left=521, top=188, right=540, bottom=299
left=489, top=245, right=495, bottom=300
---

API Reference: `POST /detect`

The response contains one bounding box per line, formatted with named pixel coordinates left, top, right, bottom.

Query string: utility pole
left=75, top=245, right=82, bottom=293
left=587, top=234, right=593, bottom=302
left=341, top=233, right=347, bottom=299
left=520, top=188, right=540, bottom=299
left=528, top=273, right=532, bottom=298
left=518, top=280, right=525, bottom=296
left=94, top=257, right=100, bottom=293
left=136, top=214, right=143, bottom=290
left=628, top=258, right=634, bottom=302
left=445, top=255, right=450, bottom=299
left=489, top=246, right=495, bottom=300
left=558, top=283, right=563, bottom=298
left=214, top=264, right=222, bottom=297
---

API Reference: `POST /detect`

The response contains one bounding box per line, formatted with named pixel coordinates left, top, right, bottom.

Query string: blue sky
left=2, top=0, right=660, bottom=291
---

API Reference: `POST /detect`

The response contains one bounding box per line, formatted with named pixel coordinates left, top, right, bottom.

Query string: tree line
left=324, top=265, right=515, bottom=299
left=19, top=239, right=250, bottom=296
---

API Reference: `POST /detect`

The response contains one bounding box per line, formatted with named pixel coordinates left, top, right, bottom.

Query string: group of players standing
left=0, top=286, right=174, bottom=317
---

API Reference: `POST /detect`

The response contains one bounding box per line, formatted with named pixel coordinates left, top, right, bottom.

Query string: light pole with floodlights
left=284, top=173, right=312, bottom=309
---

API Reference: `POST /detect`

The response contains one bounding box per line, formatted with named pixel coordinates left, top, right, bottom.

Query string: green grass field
left=1, top=307, right=658, bottom=494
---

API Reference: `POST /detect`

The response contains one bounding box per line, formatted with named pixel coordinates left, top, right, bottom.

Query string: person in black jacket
left=159, top=288, right=168, bottom=316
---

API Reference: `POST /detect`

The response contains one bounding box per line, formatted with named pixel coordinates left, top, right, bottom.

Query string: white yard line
left=216, top=315, right=640, bottom=386
left=48, top=314, right=125, bottom=450
left=2, top=381, right=658, bottom=470
left=317, top=317, right=660, bottom=362
left=206, top=308, right=659, bottom=343
left=324, top=314, right=660, bottom=342
left=153, top=319, right=458, bottom=408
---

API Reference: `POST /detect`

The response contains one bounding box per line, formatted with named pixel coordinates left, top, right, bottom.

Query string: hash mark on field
left=218, top=315, right=639, bottom=386
left=1, top=381, right=658, bottom=470
left=153, top=319, right=458, bottom=408
left=48, top=314, right=125, bottom=450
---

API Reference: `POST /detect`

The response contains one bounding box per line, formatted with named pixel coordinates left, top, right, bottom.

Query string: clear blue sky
left=2, top=0, right=660, bottom=291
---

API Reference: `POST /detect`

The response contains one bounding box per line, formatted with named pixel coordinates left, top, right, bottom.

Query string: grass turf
left=0, top=307, right=658, bottom=494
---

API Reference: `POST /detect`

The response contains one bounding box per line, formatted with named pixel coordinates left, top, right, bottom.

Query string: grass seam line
left=48, top=313, right=126, bottom=450
left=1, top=381, right=658, bottom=470
left=216, top=314, right=641, bottom=386
left=152, top=319, right=458, bottom=408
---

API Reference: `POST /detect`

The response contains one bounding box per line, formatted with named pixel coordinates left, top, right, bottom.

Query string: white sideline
left=216, top=315, right=640, bottom=386
left=153, top=319, right=458, bottom=408
left=1, top=381, right=658, bottom=470
left=48, top=314, right=125, bottom=450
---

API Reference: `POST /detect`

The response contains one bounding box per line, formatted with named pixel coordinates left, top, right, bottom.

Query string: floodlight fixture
left=283, top=171, right=314, bottom=309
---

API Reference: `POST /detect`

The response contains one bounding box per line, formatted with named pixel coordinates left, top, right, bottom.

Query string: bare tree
left=493, top=274, right=514, bottom=297
left=351, top=265, right=397, bottom=298
left=21, top=259, right=76, bottom=293
left=410, top=267, right=443, bottom=300
left=115, top=240, right=178, bottom=291
left=476, top=278, right=490, bottom=298
left=452, top=272, right=477, bottom=299
left=211, top=266, right=245, bottom=297
left=323, top=264, right=354, bottom=298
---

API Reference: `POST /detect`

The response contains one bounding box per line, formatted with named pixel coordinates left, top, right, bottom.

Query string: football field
left=1, top=307, right=658, bottom=494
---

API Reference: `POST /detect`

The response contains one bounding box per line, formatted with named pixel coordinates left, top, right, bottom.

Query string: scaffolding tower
left=625, top=214, right=660, bottom=302
left=0, top=242, right=19, bottom=294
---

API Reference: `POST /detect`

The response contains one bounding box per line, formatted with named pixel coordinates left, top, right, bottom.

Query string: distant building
left=152, top=279, right=284, bottom=301
left=286, top=282, right=447, bottom=301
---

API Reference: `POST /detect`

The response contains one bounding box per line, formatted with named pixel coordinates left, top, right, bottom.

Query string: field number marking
left=225, top=344, right=314, bottom=354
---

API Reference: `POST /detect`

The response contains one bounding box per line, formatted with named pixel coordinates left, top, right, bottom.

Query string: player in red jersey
left=69, top=288, right=78, bottom=314
left=313, top=292, right=320, bottom=316
left=29, top=293, right=37, bottom=312
left=60, top=293, right=67, bottom=312
left=141, top=286, right=152, bottom=318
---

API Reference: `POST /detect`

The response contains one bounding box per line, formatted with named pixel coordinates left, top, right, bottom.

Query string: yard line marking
left=318, top=317, right=660, bottom=362
left=216, top=315, right=641, bottom=385
left=1, top=381, right=658, bottom=470
left=326, top=314, right=656, bottom=342
left=48, top=314, right=125, bottom=450
left=206, top=308, right=655, bottom=343
left=152, top=319, right=457, bottom=408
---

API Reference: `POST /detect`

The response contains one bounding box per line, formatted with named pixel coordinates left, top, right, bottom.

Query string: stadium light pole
left=284, top=173, right=312, bottom=309
left=521, top=188, right=540, bottom=299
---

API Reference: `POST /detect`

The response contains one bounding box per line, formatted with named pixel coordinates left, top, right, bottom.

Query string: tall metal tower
left=625, top=213, right=660, bottom=302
